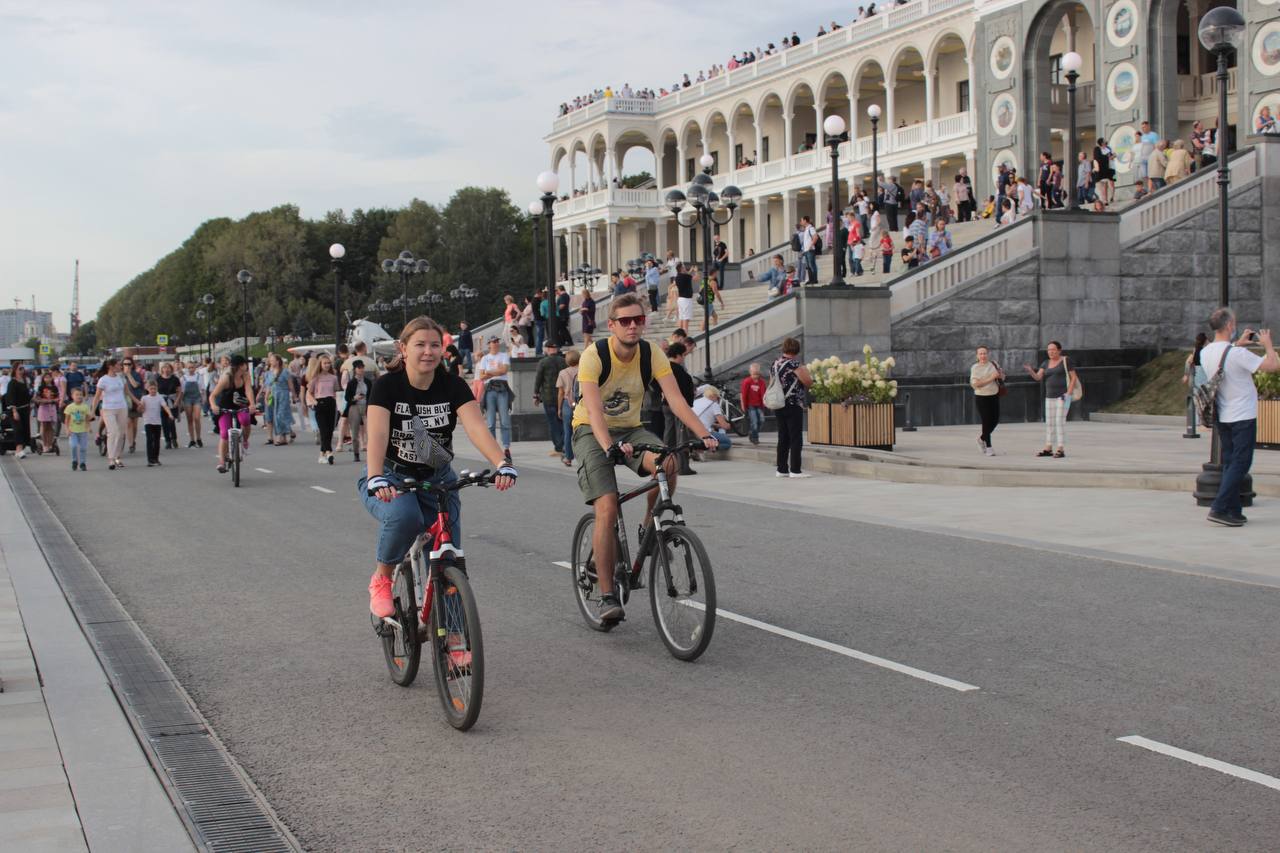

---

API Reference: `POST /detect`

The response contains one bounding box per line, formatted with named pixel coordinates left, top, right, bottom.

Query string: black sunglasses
left=612, top=314, right=646, bottom=327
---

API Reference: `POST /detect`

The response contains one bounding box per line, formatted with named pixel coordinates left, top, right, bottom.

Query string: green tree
left=621, top=171, right=653, bottom=188
left=68, top=320, right=98, bottom=355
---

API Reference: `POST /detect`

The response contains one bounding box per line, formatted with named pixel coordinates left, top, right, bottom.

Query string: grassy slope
left=1102, top=350, right=1190, bottom=415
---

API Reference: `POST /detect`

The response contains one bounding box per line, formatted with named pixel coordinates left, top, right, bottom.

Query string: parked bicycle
left=713, top=384, right=750, bottom=438
left=372, top=469, right=493, bottom=731
left=570, top=440, right=717, bottom=661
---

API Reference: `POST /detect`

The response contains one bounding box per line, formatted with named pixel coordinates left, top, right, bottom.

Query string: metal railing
left=1117, top=145, right=1260, bottom=245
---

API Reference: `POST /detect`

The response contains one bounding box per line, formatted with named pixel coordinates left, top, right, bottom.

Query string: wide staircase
left=641, top=284, right=773, bottom=347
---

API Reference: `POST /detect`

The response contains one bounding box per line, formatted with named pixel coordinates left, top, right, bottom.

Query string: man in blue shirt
left=1137, top=120, right=1159, bottom=193
left=644, top=258, right=661, bottom=313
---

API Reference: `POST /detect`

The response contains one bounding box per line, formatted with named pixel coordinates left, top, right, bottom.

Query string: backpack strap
left=594, top=337, right=651, bottom=389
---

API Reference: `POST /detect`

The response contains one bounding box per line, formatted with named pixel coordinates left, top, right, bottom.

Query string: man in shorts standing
left=673, top=263, right=695, bottom=333
left=572, top=294, right=716, bottom=622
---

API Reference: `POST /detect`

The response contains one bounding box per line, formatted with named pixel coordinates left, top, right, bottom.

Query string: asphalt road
left=18, top=433, right=1280, bottom=851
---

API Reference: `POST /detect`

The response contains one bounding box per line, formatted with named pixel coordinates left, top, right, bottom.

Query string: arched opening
left=569, top=140, right=591, bottom=196
left=730, top=102, right=757, bottom=168
left=852, top=59, right=887, bottom=139
left=680, top=119, right=704, bottom=183
left=788, top=82, right=818, bottom=154
left=929, top=33, right=970, bottom=121
left=587, top=133, right=609, bottom=192
left=758, top=93, right=785, bottom=163
left=616, top=130, right=657, bottom=189
left=705, top=111, right=730, bottom=175
left=1025, top=1, right=1098, bottom=170
left=658, top=128, right=679, bottom=187
left=1151, top=0, right=1239, bottom=144
left=551, top=145, right=569, bottom=197
left=890, top=47, right=927, bottom=131
left=819, top=71, right=851, bottom=140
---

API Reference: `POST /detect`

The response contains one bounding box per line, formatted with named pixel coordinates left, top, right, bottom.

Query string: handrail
left=1118, top=145, right=1259, bottom=245
left=730, top=240, right=799, bottom=285
left=889, top=217, right=1038, bottom=318
left=687, top=291, right=799, bottom=371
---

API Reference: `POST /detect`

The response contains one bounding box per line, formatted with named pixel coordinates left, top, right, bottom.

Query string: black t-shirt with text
left=713, top=241, right=727, bottom=262
left=368, top=368, right=475, bottom=469
left=675, top=272, right=694, bottom=299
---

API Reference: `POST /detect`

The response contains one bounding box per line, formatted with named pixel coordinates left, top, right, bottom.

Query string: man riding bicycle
left=572, top=293, right=717, bottom=622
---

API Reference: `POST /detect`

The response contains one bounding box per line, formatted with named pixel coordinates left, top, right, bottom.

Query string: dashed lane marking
left=310, top=486, right=336, bottom=494
left=1118, top=736, right=1280, bottom=791
left=550, top=560, right=978, bottom=692
left=254, top=468, right=273, bottom=474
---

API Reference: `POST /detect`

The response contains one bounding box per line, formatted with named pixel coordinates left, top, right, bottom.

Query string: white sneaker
left=775, top=471, right=788, bottom=478
left=983, top=447, right=994, bottom=456
left=318, top=454, right=326, bottom=464
left=789, top=472, right=812, bottom=479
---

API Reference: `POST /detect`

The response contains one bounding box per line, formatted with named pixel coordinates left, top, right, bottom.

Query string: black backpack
left=790, top=232, right=802, bottom=252
left=594, top=338, right=653, bottom=390
left=814, top=234, right=824, bottom=255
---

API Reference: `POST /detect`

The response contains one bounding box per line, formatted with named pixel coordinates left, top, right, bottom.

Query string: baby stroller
left=0, top=404, right=38, bottom=455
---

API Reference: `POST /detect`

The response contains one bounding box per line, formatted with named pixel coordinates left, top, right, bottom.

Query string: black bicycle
left=715, top=385, right=750, bottom=438
left=372, top=469, right=493, bottom=731
left=570, top=440, right=716, bottom=661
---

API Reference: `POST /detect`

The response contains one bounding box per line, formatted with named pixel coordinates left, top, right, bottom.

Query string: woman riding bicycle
left=362, top=316, right=517, bottom=619
left=208, top=354, right=257, bottom=474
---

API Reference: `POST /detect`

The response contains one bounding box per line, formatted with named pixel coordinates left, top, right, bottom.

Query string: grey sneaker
left=1207, top=511, right=1244, bottom=527
left=596, top=593, right=624, bottom=622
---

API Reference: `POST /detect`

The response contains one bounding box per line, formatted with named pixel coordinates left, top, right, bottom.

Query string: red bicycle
left=372, top=469, right=492, bottom=730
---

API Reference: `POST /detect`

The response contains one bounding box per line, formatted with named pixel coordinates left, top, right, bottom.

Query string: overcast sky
left=0, top=0, right=824, bottom=329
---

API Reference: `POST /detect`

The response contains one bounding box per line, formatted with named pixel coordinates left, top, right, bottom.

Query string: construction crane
left=70, top=259, right=81, bottom=334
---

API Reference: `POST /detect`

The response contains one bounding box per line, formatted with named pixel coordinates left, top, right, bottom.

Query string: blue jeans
left=1211, top=419, right=1256, bottom=517
left=359, top=466, right=461, bottom=565
left=709, top=429, right=732, bottom=450
left=801, top=250, right=817, bottom=283
left=848, top=253, right=863, bottom=276
left=746, top=406, right=765, bottom=442
left=534, top=321, right=545, bottom=355
left=460, top=349, right=473, bottom=372
left=69, top=432, right=88, bottom=465
left=543, top=400, right=563, bottom=452
left=483, top=384, right=511, bottom=448
left=561, top=400, right=575, bottom=461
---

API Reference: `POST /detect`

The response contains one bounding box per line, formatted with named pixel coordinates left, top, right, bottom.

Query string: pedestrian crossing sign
left=156, top=334, right=169, bottom=346
left=39, top=344, right=51, bottom=355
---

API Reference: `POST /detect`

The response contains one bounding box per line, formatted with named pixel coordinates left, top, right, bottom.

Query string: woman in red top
left=739, top=362, right=767, bottom=445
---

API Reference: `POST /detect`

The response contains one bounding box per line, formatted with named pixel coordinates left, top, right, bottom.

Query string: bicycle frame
left=612, top=449, right=690, bottom=579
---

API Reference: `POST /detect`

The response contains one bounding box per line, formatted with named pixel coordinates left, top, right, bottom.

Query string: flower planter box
left=1259, top=399, right=1280, bottom=448
left=809, top=402, right=895, bottom=450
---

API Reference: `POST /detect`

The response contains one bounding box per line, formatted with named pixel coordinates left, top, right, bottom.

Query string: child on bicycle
left=571, top=294, right=716, bottom=622
left=361, top=315, right=517, bottom=619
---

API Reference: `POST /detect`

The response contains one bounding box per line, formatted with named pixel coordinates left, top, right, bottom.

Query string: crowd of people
left=555, top=1, right=916, bottom=116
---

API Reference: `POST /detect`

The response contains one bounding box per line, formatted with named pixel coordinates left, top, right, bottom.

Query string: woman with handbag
left=1023, top=341, right=1080, bottom=458
left=768, top=337, right=813, bottom=478
left=969, top=346, right=1005, bottom=456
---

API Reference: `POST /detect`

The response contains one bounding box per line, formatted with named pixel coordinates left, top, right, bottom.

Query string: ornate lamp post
left=380, top=250, right=430, bottom=329
left=450, top=285, right=479, bottom=324
left=198, top=292, right=215, bottom=360
left=528, top=200, right=544, bottom=295
left=867, top=104, right=881, bottom=203
left=235, top=269, right=253, bottom=361
left=329, top=243, right=345, bottom=353
left=824, top=114, right=849, bottom=286
left=536, top=171, right=561, bottom=346
left=569, top=263, right=602, bottom=295
left=1193, top=6, right=1248, bottom=508
left=1062, top=51, right=1083, bottom=211
left=666, top=158, right=741, bottom=383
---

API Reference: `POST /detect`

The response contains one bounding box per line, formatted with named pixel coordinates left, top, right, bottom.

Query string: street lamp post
left=1062, top=51, right=1083, bottom=211
left=329, top=243, right=346, bottom=354
left=236, top=269, right=253, bottom=362
left=569, top=264, right=602, bottom=296
left=867, top=104, right=881, bottom=205
left=1193, top=6, right=1248, bottom=508
left=199, top=292, right=215, bottom=360
left=380, top=250, right=430, bottom=329
left=824, top=114, right=849, bottom=286
left=666, top=158, right=741, bottom=383
left=267, top=327, right=276, bottom=352
left=537, top=171, right=561, bottom=347
left=528, top=201, right=544, bottom=296
left=450, top=285, right=479, bottom=325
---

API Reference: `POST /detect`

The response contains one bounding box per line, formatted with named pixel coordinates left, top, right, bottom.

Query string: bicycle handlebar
left=618, top=439, right=711, bottom=463
left=396, top=469, right=496, bottom=495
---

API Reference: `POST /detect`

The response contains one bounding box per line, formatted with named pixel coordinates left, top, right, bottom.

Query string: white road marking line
left=310, top=486, right=335, bottom=494
left=254, top=467, right=273, bottom=474
left=549, top=560, right=977, bottom=692
left=679, top=600, right=979, bottom=692
left=1117, top=736, right=1280, bottom=791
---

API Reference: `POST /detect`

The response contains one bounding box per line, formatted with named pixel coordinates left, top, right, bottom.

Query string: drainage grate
left=3, top=462, right=300, bottom=853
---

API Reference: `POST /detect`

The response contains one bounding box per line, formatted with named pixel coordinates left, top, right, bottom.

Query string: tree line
left=93, top=187, right=539, bottom=350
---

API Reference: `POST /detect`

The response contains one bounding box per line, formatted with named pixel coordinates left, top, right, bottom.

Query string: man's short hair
left=609, top=293, right=645, bottom=319
left=665, top=343, right=686, bottom=359
left=1209, top=307, right=1235, bottom=331
left=702, top=386, right=720, bottom=400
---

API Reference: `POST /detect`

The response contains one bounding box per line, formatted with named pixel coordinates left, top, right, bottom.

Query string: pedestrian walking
left=63, top=386, right=92, bottom=471
left=534, top=340, right=567, bottom=456
left=344, top=360, right=371, bottom=456
left=557, top=349, right=579, bottom=467
left=306, top=353, right=339, bottom=464
left=263, top=353, right=293, bottom=446
left=581, top=291, right=597, bottom=345
left=740, top=362, right=767, bottom=445
left=698, top=268, right=723, bottom=332
left=477, top=336, right=513, bottom=460
left=1201, top=309, right=1280, bottom=526
left=91, top=359, right=130, bottom=469
left=1182, top=332, right=1209, bottom=429
left=122, top=357, right=144, bottom=454
left=457, top=321, right=474, bottom=374
left=180, top=362, right=204, bottom=447
left=799, top=215, right=819, bottom=284
left=771, top=337, right=813, bottom=478
left=969, top=346, right=1004, bottom=455
left=2, top=365, right=33, bottom=458
left=663, top=342, right=698, bottom=474
left=1023, top=341, right=1078, bottom=458
left=140, top=382, right=173, bottom=466
left=644, top=258, right=661, bottom=313
left=35, top=372, right=60, bottom=454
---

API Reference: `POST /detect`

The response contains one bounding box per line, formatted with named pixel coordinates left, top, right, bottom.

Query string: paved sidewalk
left=458, top=429, right=1280, bottom=590
left=0, top=462, right=195, bottom=852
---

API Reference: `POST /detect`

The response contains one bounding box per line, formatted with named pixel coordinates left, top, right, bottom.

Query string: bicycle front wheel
left=730, top=403, right=749, bottom=437
left=231, top=440, right=241, bottom=487
left=649, top=525, right=716, bottom=661
left=428, top=564, right=484, bottom=731
left=571, top=512, right=620, bottom=632
left=381, top=562, right=420, bottom=686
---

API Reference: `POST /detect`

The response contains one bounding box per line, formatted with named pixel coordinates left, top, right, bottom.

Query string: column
left=922, top=158, right=937, bottom=190
left=754, top=198, right=769, bottom=252
left=655, top=146, right=665, bottom=188
left=676, top=144, right=686, bottom=183
left=814, top=184, right=828, bottom=234
left=783, top=113, right=794, bottom=163
left=815, top=102, right=825, bottom=150
left=655, top=217, right=669, bottom=261
left=605, top=147, right=617, bottom=187
left=587, top=224, right=599, bottom=267
left=884, top=82, right=896, bottom=151
left=606, top=221, right=618, bottom=272
left=554, top=230, right=563, bottom=280
left=755, top=124, right=765, bottom=164
left=925, top=70, right=936, bottom=142
left=966, top=150, right=978, bottom=196
left=850, top=94, right=861, bottom=140
left=570, top=159, right=577, bottom=193
left=782, top=189, right=799, bottom=234
left=727, top=129, right=737, bottom=172
left=677, top=221, right=691, bottom=261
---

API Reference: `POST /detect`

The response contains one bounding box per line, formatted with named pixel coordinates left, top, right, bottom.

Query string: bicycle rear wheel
left=649, top=525, right=716, bottom=661
left=729, top=402, right=749, bottom=437
left=428, top=563, right=484, bottom=731
left=571, top=512, right=621, bottom=632
left=381, top=562, right=420, bottom=685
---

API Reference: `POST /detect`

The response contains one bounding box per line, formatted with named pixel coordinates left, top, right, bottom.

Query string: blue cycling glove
left=366, top=475, right=392, bottom=496
left=496, top=464, right=518, bottom=480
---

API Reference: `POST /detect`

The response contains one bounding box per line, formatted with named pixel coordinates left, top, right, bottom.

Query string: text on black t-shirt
left=367, top=369, right=475, bottom=469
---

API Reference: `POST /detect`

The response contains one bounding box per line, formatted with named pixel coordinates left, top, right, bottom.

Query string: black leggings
left=975, top=394, right=1000, bottom=447
left=313, top=397, right=337, bottom=453
left=776, top=404, right=804, bottom=474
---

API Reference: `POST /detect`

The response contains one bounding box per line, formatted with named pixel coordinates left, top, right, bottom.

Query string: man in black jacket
left=533, top=341, right=567, bottom=454
left=661, top=342, right=698, bottom=474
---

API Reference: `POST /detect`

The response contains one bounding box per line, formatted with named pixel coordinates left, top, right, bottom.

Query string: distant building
left=0, top=309, right=53, bottom=346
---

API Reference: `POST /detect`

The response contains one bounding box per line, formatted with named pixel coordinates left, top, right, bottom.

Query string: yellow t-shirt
left=571, top=337, right=672, bottom=430
left=64, top=402, right=92, bottom=433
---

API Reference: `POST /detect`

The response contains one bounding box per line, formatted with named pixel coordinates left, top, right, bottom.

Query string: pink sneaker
left=369, top=573, right=394, bottom=618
